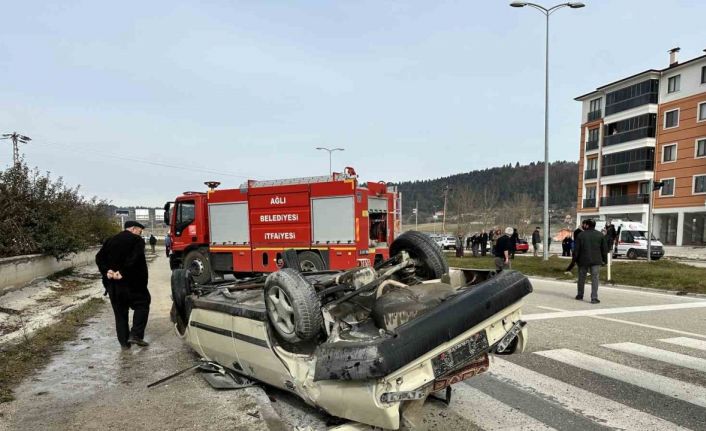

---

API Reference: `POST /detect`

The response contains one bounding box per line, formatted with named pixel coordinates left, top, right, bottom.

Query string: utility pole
left=415, top=201, right=418, bottom=230
left=442, top=185, right=451, bottom=234
left=1, top=132, right=32, bottom=165
left=647, top=179, right=664, bottom=262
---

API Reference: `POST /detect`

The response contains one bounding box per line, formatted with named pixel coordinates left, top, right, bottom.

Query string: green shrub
left=0, top=161, right=119, bottom=259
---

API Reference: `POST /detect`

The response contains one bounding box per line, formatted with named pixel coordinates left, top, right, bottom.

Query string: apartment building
left=575, top=48, right=706, bottom=246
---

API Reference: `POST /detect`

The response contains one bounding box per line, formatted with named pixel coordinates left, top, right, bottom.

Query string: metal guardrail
left=600, top=194, right=649, bottom=206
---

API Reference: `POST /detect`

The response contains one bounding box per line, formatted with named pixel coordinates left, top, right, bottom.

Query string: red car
left=515, top=239, right=529, bottom=253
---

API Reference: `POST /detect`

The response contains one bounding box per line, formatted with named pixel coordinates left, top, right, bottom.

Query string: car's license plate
left=432, top=354, right=489, bottom=392
left=496, top=320, right=526, bottom=353
left=432, top=331, right=489, bottom=378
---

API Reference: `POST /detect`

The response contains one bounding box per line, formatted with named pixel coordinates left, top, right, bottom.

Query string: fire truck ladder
left=390, top=186, right=402, bottom=234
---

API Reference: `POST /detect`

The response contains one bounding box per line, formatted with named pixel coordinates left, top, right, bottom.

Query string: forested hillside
left=393, top=161, right=578, bottom=230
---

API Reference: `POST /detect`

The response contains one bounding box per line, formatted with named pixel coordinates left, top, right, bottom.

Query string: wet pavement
left=0, top=254, right=276, bottom=431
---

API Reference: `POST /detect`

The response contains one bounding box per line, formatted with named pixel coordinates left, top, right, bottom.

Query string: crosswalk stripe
left=450, top=383, right=557, bottom=431
left=604, top=342, right=706, bottom=373
left=535, top=348, right=706, bottom=408
left=660, top=337, right=706, bottom=352
left=489, top=357, right=689, bottom=431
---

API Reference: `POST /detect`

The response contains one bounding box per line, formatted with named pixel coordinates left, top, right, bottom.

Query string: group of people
left=464, top=231, right=489, bottom=257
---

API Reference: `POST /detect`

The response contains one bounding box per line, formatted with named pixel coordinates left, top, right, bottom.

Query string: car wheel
left=627, top=249, right=638, bottom=260
left=184, top=250, right=212, bottom=285
left=298, top=251, right=325, bottom=272
left=390, top=230, right=449, bottom=280
left=264, top=269, right=323, bottom=343
left=171, top=268, right=192, bottom=326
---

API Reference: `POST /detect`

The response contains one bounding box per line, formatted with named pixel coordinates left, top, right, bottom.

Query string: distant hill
left=393, top=161, right=578, bottom=230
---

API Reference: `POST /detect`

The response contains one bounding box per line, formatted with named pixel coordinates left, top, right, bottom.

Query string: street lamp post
left=316, top=147, right=345, bottom=176
left=510, top=1, right=585, bottom=261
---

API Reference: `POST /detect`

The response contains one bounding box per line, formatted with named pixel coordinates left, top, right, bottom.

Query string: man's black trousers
left=107, top=283, right=151, bottom=346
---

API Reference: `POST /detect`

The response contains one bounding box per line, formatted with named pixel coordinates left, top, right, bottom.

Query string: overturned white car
left=170, top=231, right=531, bottom=429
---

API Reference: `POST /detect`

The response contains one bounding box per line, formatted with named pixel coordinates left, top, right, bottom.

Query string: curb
left=527, top=275, right=706, bottom=299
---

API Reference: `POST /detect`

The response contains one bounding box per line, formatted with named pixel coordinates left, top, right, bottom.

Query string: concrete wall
left=0, top=247, right=99, bottom=295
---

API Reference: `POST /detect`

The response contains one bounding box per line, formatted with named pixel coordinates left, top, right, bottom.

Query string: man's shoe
left=591, top=298, right=601, bottom=304
left=120, top=343, right=131, bottom=351
left=575, top=295, right=583, bottom=300
left=127, top=337, right=149, bottom=347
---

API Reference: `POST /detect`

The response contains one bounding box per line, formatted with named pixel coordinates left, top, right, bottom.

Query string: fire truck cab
left=164, top=168, right=400, bottom=284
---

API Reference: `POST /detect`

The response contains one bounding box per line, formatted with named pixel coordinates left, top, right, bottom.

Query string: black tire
left=298, top=251, right=325, bottom=272
left=264, top=269, right=322, bottom=343
left=171, top=268, right=192, bottom=324
left=627, top=249, right=638, bottom=260
left=390, top=230, right=449, bottom=280
left=184, top=250, right=212, bottom=285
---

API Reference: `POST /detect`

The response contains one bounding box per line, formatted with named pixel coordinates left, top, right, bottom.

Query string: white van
left=595, top=220, right=665, bottom=260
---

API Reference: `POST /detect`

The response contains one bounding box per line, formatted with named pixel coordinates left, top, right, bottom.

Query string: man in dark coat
left=510, top=228, right=519, bottom=259
left=480, top=230, right=489, bottom=256
left=96, top=221, right=151, bottom=349
left=149, top=234, right=157, bottom=253
left=531, top=227, right=541, bottom=257
left=494, top=227, right=514, bottom=271
left=573, top=218, right=608, bottom=304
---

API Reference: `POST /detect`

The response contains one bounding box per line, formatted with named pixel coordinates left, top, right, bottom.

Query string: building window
left=699, top=102, right=706, bottom=122
left=667, top=75, right=680, bottom=93
left=586, top=186, right=596, bottom=199
left=588, top=128, right=599, bottom=142
left=662, top=143, right=677, bottom=163
left=586, top=158, right=598, bottom=171
left=664, top=109, right=679, bottom=129
left=660, top=178, right=675, bottom=196
left=702, top=66, right=706, bottom=84
left=695, top=175, right=706, bottom=194
left=589, top=98, right=601, bottom=112
left=638, top=182, right=650, bottom=195
left=697, top=138, right=706, bottom=158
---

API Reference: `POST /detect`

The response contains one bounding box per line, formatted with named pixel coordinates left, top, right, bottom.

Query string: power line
left=26, top=140, right=252, bottom=179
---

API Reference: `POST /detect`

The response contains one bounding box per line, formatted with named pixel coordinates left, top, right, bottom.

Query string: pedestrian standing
left=562, top=236, right=572, bottom=257
left=455, top=236, right=464, bottom=257
left=488, top=229, right=495, bottom=255
left=149, top=234, right=157, bottom=253
left=466, top=236, right=472, bottom=251
left=531, top=227, right=541, bottom=257
left=573, top=218, right=608, bottom=304
left=494, top=227, right=514, bottom=271
left=95, top=221, right=151, bottom=350
left=471, top=233, right=479, bottom=257
left=510, top=228, right=519, bottom=259
left=565, top=225, right=583, bottom=273
left=480, top=230, right=488, bottom=257
left=165, top=233, right=172, bottom=258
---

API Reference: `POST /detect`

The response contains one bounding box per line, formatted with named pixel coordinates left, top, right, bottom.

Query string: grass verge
left=447, top=255, right=706, bottom=294
left=0, top=297, right=105, bottom=403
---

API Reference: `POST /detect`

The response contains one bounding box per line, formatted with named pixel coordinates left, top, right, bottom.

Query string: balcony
left=600, top=194, right=649, bottom=206
left=586, top=140, right=599, bottom=151
left=603, top=126, right=656, bottom=147
left=602, top=159, right=653, bottom=177
left=605, top=92, right=658, bottom=116
left=584, top=169, right=598, bottom=180
left=582, top=198, right=596, bottom=208
left=587, top=110, right=602, bottom=122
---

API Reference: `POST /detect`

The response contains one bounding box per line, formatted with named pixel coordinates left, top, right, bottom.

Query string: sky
left=2, top=0, right=706, bottom=206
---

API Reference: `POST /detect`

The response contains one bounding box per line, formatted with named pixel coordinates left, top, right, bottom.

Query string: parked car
left=440, top=235, right=457, bottom=250
left=515, top=238, right=529, bottom=253
left=170, top=230, right=532, bottom=429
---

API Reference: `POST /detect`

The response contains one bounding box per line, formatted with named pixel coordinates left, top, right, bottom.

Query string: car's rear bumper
left=313, top=270, right=533, bottom=381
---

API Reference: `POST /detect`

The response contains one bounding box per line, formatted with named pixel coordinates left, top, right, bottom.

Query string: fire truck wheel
left=171, top=268, right=192, bottom=324
left=184, top=250, right=212, bottom=285
left=264, top=268, right=322, bottom=344
left=298, top=251, right=325, bottom=272
left=390, top=230, right=449, bottom=280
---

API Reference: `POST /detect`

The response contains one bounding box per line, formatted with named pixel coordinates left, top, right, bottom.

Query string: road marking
left=528, top=277, right=706, bottom=301
left=488, top=357, right=689, bottom=431
left=535, top=306, right=706, bottom=339
left=524, top=302, right=706, bottom=321
left=659, top=337, right=706, bottom=351
left=603, top=342, right=706, bottom=373
left=449, top=383, right=557, bottom=431
left=535, top=349, right=706, bottom=408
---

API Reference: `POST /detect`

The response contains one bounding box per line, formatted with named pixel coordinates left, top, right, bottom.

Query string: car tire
left=390, top=230, right=449, bottom=280
left=264, top=268, right=323, bottom=344
left=171, top=268, right=192, bottom=326
left=184, top=250, right=212, bottom=285
left=298, top=251, right=325, bottom=272
left=627, top=249, right=638, bottom=260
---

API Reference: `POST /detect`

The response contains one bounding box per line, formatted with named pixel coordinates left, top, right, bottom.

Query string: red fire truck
left=164, top=167, right=401, bottom=284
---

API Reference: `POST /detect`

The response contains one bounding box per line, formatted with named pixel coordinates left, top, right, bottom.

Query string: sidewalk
left=0, top=254, right=285, bottom=431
